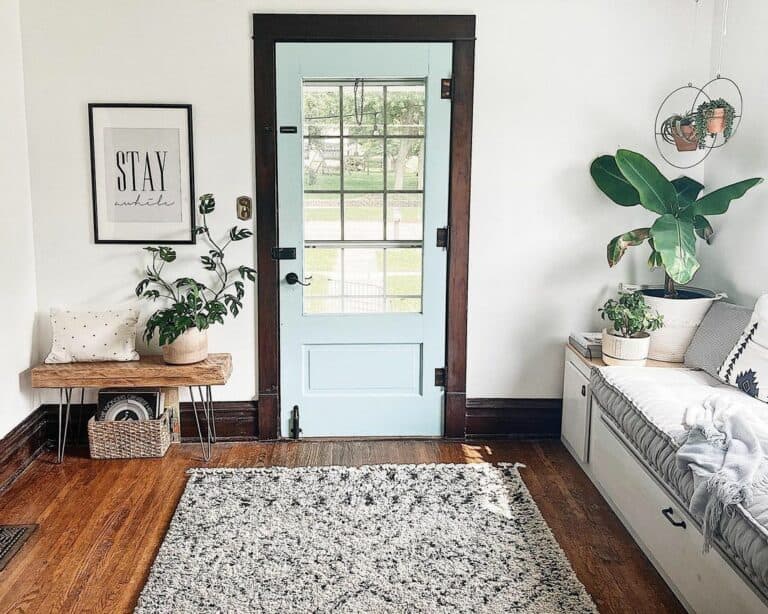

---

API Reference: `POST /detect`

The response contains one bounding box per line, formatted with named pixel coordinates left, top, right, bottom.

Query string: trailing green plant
left=135, top=193, right=256, bottom=346
left=590, top=149, right=762, bottom=297
left=661, top=112, right=694, bottom=133
left=693, top=97, right=735, bottom=148
left=599, top=291, right=664, bottom=338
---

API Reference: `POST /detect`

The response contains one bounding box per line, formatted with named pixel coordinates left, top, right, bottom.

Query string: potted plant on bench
left=599, top=291, right=664, bottom=366
left=135, top=194, right=256, bottom=364
left=589, top=149, right=762, bottom=362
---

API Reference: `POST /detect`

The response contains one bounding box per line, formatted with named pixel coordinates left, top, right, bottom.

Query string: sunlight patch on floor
left=460, top=443, right=493, bottom=464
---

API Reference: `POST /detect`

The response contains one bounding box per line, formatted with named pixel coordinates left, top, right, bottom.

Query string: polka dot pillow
left=45, top=307, right=140, bottom=363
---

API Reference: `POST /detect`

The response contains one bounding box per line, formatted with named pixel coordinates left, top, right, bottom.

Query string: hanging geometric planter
left=654, top=76, right=743, bottom=169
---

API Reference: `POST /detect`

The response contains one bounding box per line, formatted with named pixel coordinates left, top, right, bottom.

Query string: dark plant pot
left=641, top=286, right=714, bottom=300
left=671, top=124, right=699, bottom=152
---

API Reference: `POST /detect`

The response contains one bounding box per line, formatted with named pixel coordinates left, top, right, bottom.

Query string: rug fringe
left=185, top=462, right=526, bottom=476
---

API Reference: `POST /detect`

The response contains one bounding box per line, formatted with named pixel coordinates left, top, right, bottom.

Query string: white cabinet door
left=590, top=408, right=767, bottom=614
left=562, top=358, right=590, bottom=463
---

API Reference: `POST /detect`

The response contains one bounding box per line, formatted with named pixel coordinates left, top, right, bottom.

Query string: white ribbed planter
left=601, top=329, right=651, bottom=367
left=162, top=328, right=209, bottom=365
left=641, top=286, right=724, bottom=363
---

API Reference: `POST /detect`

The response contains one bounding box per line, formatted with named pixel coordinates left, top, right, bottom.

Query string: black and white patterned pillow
left=719, top=295, right=768, bottom=402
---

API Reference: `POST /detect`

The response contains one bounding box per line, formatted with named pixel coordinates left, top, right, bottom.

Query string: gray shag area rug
left=136, top=463, right=596, bottom=613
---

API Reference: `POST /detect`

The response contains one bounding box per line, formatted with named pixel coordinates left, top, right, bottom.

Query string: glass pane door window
left=302, top=80, right=426, bottom=314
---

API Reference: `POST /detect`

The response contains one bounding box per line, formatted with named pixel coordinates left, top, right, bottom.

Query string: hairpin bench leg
left=57, top=387, right=73, bottom=463
left=206, top=385, right=216, bottom=443
left=189, top=386, right=212, bottom=462
left=57, top=388, right=63, bottom=463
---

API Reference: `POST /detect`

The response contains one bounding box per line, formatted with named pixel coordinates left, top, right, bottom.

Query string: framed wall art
left=88, top=103, right=195, bottom=244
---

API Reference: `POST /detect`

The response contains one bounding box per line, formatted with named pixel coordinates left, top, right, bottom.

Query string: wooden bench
left=31, top=354, right=232, bottom=462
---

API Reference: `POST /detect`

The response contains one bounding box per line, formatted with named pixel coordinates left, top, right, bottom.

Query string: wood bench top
left=567, top=344, right=685, bottom=370
left=31, top=354, right=232, bottom=388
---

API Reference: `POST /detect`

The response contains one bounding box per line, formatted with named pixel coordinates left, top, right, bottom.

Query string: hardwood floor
left=0, top=440, right=683, bottom=613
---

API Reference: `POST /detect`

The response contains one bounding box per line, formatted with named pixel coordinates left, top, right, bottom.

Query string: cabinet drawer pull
left=581, top=385, right=586, bottom=397
left=661, top=507, right=687, bottom=529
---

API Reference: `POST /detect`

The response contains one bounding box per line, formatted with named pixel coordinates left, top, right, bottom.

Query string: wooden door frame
left=253, top=14, right=475, bottom=439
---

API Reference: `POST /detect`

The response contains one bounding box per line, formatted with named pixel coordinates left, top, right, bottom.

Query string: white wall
left=17, top=0, right=715, bottom=408
left=0, top=0, right=39, bottom=437
left=695, top=0, right=768, bottom=308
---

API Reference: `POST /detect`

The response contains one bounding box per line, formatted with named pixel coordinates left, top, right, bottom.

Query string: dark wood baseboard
left=44, top=402, right=96, bottom=446
left=465, top=398, right=562, bottom=439
left=40, top=400, right=260, bottom=445
left=0, top=406, right=49, bottom=493
left=179, top=401, right=258, bottom=442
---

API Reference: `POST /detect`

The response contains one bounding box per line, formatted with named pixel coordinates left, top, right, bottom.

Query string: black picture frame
left=88, top=103, right=196, bottom=244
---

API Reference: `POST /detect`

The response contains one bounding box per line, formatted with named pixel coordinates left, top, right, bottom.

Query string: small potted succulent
left=694, top=98, right=735, bottom=146
left=599, top=291, right=664, bottom=366
left=135, top=194, right=256, bottom=364
left=661, top=114, right=698, bottom=152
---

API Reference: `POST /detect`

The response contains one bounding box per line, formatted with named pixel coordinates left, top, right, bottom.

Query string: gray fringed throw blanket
left=676, top=396, right=768, bottom=551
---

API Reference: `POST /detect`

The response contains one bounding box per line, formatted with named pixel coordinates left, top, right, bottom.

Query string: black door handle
left=286, top=272, right=312, bottom=286
left=581, top=385, right=586, bottom=397
left=661, top=507, right=686, bottom=529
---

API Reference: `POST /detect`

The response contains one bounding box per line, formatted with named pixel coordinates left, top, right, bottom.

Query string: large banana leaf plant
left=590, top=149, right=763, bottom=297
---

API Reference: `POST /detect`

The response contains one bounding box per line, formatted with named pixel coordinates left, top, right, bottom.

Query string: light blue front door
left=276, top=43, right=452, bottom=436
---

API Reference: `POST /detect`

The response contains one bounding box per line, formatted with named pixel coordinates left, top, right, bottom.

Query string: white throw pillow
left=45, top=307, right=140, bottom=363
left=719, top=294, right=768, bottom=402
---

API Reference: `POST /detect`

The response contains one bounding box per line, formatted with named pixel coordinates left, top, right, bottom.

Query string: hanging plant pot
left=671, top=123, right=699, bottom=152
left=694, top=98, right=736, bottom=146
left=661, top=114, right=699, bottom=153
left=706, top=107, right=726, bottom=134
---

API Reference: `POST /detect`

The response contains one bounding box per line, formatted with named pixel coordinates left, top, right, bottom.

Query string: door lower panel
left=304, top=344, right=422, bottom=395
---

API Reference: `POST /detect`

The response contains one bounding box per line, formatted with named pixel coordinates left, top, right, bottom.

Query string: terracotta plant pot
left=162, top=328, right=208, bottom=365
left=706, top=107, right=726, bottom=134
left=671, top=124, right=699, bottom=152
left=601, top=329, right=651, bottom=367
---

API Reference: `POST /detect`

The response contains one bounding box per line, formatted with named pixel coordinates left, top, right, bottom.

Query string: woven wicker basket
left=88, top=411, right=171, bottom=459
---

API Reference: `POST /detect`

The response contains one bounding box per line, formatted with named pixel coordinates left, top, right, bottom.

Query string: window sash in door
left=302, top=79, right=426, bottom=315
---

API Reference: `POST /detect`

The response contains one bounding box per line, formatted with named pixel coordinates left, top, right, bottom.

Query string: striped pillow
left=684, top=301, right=753, bottom=379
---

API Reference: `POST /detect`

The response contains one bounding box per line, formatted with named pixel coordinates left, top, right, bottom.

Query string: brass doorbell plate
left=237, top=196, right=252, bottom=220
